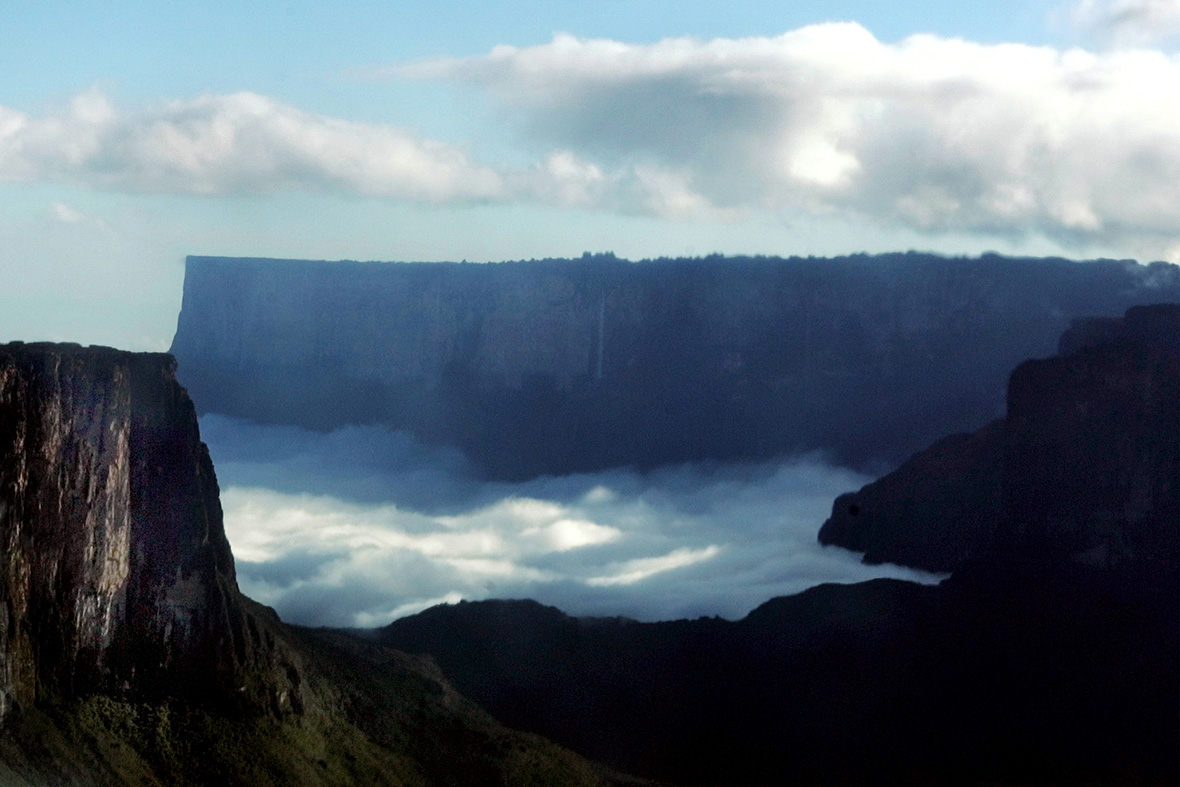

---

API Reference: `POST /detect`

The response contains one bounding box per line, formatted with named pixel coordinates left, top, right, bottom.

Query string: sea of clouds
left=200, top=415, right=945, bottom=628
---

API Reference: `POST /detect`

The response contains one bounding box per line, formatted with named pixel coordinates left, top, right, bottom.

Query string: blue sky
left=2, top=0, right=1178, bottom=350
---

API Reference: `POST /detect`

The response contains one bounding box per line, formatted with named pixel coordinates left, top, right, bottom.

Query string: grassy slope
left=0, top=598, right=643, bottom=787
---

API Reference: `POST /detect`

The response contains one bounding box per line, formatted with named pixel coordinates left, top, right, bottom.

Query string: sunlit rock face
left=0, top=342, right=634, bottom=787
left=0, top=343, right=254, bottom=718
left=171, top=253, right=1179, bottom=480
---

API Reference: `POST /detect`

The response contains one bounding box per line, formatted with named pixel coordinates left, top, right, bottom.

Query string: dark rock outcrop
left=819, top=303, right=1180, bottom=574
left=170, top=253, right=1179, bottom=480
left=817, top=419, right=1005, bottom=572
left=1001, top=303, right=1179, bottom=571
left=0, top=342, right=637, bottom=786
left=0, top=343, right=260, bottom=717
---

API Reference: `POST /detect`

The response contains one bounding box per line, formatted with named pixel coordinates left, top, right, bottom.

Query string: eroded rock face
left=0, top=343, right=256, bottom=718
left=817, top=419, right=1005, bottom=572
left=1001, top=303, right=1179, bottom=570
left=819, top=303, right=1180, bottom=575
left=170, top=254, right=1180, bottom=479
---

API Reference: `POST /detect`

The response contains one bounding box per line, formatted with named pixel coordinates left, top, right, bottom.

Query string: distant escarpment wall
left=171, top=253, right=1180, bottom=479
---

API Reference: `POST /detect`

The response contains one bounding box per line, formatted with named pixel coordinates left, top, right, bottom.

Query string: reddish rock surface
left=0, top=343, right=294, bottom=718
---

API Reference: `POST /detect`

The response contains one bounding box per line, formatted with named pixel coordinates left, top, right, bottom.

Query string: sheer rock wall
left=171, top=253, right=1180, bottom=479
left=0, top=343, right=269, bottom=719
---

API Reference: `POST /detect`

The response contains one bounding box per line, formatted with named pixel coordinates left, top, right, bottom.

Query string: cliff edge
left=0, top=342, right=634, bottom=786
left=818, top=303, right=1180, bottom=574
left=170, top=253, right=1180, bottom=480
left=0, top=343, right=254, bottom=716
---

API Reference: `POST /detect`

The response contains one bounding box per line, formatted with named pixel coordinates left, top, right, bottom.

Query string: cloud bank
left=413, top=24, right=1180, bottom=253
left=200, top=416, right=944, bottom=628
left=0, top=90, right=502, bottom=200
left=5, top=23, right=1177, bottom=259
left=1066, top=0, right=1180, bottom=47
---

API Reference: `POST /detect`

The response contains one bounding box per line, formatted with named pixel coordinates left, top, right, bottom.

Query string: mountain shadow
left=374, top=304, right=1180, bottom=786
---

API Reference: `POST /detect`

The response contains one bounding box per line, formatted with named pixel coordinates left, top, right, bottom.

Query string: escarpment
left=0, top=343, right=261, bottom=717
left=819, top=303, right=1180, bottom=575
left=170, top=253, right=1180, bottom=480
left=378, top=306, right=1179, bottom=786
left=0, top=341, right=644, bottom=786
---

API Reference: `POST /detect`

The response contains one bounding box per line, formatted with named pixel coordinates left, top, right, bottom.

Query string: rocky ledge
left=818, top=303, right=1180, bottom=575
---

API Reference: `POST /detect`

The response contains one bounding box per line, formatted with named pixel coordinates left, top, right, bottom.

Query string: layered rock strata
left=819, top=303, right=1180, bottom=573
left=171, top=253, right=1180, bottom=479
left=0, top=343, right=258, bottom=718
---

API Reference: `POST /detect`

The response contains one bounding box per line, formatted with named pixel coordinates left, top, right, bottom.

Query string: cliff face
left=1002, top=303, right=1179, bottom=569
left=0, top=343, right=251, bottom=718
left=818, top=303, right=1179, bottom=574
left=171, top=253, right=1180, bottom=479
left=0, top=342, right=634, bottom=786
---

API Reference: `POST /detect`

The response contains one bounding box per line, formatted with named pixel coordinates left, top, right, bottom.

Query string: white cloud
left=1065, top=0, right=1180, bottom=47
left=204, top=416, right=945, bottom=628
left=586, top=546, right=722, bottom=587
left=0, top=89, right=503, bottom=201
left=8, top=24, right=1177, bottom=259
left=409, top=25, right=1180, bottom=256
left=48, top=200, right=111, bottom=232
left=50, top=201, right=85, bottom=224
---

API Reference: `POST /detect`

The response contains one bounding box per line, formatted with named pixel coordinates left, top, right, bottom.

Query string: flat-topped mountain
left=170, top=253, right=1179, bottom=479
left=7, top=296, right=1174, bottom=784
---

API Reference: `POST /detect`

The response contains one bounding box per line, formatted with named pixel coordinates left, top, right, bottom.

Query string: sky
left=2, top=0, right=1179, bottom=351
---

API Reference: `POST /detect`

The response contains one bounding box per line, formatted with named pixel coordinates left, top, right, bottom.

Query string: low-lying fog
left=200, top=415, right=945, bottom=628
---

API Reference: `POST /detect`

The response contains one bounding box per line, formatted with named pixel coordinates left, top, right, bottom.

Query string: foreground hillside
left=0, top=342, right=635, bottom=786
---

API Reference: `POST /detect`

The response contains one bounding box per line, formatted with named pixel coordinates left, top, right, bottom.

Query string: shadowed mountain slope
left=820, top=303, right=1180, bottom=573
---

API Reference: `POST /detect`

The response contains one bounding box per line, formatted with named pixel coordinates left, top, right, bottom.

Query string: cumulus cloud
left=10, top=24, right=1175, bottom=257
left=201, top=416, right=944, bottom=628
left=48, top=201, right=111, bottom=232
left=405, top=24, right=1180, bottom=254
left=0, top=89, right=502, bottom=200
left=1065, top=0, right=1180, bottom=47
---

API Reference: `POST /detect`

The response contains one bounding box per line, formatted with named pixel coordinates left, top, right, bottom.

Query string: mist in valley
left=200, top=415, right=945, bottom=628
